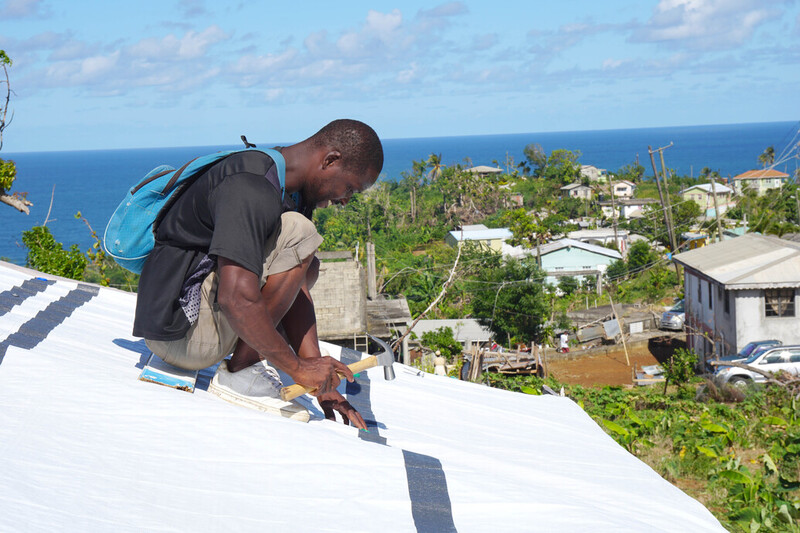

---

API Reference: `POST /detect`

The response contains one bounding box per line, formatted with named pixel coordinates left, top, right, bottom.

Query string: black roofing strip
left=0, top=277, right=56, bottom=316
left=341, top=347, right=387, bottom=445
left=403, top=450, right=458, bottom=533
left=341, top=347, right=457, bottom=532
left=0, top=284, right=99, bottom=366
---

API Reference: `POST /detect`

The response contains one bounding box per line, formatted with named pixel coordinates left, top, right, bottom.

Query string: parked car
left=713, top=345, right=800, bottom=388
left=704, top=339, right=782, bottom=373
left=660, top=300, right=685, bottom=331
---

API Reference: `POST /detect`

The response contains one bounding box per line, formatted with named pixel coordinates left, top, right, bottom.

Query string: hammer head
left=368, top=334, right=396, bottom=381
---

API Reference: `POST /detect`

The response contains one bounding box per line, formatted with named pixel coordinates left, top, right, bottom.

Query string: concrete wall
left=310, top=259, right=366, bottom=339
left=734, top=289, right=800, bottom=347
left=685, top=268, right=800, bottom=358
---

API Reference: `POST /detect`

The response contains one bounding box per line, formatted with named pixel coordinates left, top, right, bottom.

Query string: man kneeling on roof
left=133, top=119, right=383, bottom=428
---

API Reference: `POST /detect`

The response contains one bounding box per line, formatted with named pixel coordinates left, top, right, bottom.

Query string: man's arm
left=215, top=257, right=366, bottom=428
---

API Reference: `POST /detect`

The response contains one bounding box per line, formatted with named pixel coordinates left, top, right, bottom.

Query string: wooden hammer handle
left=279, top=355, right=378, bottom=401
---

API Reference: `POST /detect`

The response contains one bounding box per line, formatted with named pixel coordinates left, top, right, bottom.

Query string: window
left=698, top=280, right=702, bottom=303
left=724, top=290, right=730, bottom=314
left=708, top=284, right=712, bottom=310
left=765, top=289, right=795, bottom=317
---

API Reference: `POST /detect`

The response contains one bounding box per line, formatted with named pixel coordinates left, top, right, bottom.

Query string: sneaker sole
left=209, top=380, right=310, bottom=423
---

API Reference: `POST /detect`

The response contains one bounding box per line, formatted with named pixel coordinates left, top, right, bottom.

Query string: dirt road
left=544, top=336, right=685, bottom=387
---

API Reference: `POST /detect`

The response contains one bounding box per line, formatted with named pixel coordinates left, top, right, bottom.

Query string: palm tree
left=427, top=153, right=443, bottom=182
left=759, top=145, right=775, bottom=168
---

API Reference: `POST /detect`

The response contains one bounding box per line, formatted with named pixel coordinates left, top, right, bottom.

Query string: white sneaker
left=209, top=360, right=309, bottom=422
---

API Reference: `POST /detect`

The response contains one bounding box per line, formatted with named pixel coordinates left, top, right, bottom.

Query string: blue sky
left=0, top=0, right=798, bottom=152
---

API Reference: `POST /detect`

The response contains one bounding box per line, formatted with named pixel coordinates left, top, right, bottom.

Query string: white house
left=672, top=234, right=800, bottom=362
left=611, top=180, right=636, bottom=198
left=568, top=228, right=629, bottom=255
left=599, top=198, right=658, bottom=220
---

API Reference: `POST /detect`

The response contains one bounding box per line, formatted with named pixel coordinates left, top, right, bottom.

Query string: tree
left=420, top=326, right=462, bottom=359
left=427, top=153, right=443, bottom=182
left=472, top=257, right=549, bottom=343
left=758, top=145, right=775, bottom=168
left=523, top=143, right=547, bottom=177
left=542, top=149, right=582, bottom=185
left=0, top=50, right=32, bottom=214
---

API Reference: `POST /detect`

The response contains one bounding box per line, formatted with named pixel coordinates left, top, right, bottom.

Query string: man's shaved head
left=309, top=119, right=383, bottom=176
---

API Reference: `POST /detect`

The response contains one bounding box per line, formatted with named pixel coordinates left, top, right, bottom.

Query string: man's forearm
left=281, top=284, right=322, bottom=360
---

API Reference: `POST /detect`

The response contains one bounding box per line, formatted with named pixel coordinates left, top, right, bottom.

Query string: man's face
left=305, top=163, right=379, bottom=208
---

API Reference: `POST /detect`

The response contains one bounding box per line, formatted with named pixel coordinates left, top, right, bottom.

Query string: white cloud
left=129, top=25, right=228, bottom=61
left=0, top=0, right=47, bottom=18
left=633, top=0, right=781, bottom=50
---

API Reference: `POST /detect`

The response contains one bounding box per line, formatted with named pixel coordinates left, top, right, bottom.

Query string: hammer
left=280, top=335, right=396, bottom=401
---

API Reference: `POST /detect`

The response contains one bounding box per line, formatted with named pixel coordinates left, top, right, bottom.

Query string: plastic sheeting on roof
left=0, top=262, right=724, bottom=532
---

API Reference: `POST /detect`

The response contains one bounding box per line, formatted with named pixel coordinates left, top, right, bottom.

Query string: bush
left=22, top=226, right=87, bottom=280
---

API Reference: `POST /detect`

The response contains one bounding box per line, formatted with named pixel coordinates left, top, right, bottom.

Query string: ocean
left=1, top=120, right=797, bottom=266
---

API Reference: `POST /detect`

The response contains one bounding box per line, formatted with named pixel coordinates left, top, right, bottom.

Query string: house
left=599, top=198, right=658, bottom=220
left=732, top=169, right=790, bottom=196
left=611, top=180, right=636, bottom=198
left=680, top=183, right=734, bottom=217
left=580, top=165, right=608, bottom=183
left=502, top=238, right=622, bottom=289
left=465, top=165, right=503, bottom=177
left=568, top=228, right=629, bottom=255
left=672, top=234, right=800, bottom=362
left=560, top=182, right=594, bottom=200
left=445, top=224, right=512, bottom=251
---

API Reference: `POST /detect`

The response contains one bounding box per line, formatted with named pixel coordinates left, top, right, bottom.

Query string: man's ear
left=321, top=150, right=342, bottom=169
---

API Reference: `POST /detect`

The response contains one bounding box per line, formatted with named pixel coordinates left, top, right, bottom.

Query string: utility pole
left=648, top=145, right=681, bottom=281
left=608, top=180, right=620, bottom=257
left=657, top=144, right=678, bottom=253
left=710, top=178, right=723, bottom=243
left=648, top=144, right=677, bottom=253
left=366, top=241, right=377, bottom=300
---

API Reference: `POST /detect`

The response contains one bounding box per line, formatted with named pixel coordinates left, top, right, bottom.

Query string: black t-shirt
left=133, top=151, right=283, bottom=341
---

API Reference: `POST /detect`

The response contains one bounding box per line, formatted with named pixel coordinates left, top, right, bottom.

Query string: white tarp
left=0, top=262, right=724, bottom=532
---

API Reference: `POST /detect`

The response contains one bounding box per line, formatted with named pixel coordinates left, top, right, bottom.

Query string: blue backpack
left=103, top=146, right=285, bottom=274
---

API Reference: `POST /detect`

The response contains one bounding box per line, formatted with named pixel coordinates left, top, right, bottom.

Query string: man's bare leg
left=226, top=255, right=313, bottom=372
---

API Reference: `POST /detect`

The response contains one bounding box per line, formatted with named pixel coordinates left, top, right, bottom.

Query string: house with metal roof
left=503, top=238, right=622, bottom=289
left=611, top=180, right=636, bottom=198
left=672, top=234, right=800, bottom=362
left=445, top=224, right=512, bottom=252
left=560, top=182, right=594, bottom=200
left=680, top=183, right=735, bottom=217
left=568, top=228, right=629, bottom=255
left=464, top=165, right=503, bottom=177
left=732, top=169, right=790, bottom=196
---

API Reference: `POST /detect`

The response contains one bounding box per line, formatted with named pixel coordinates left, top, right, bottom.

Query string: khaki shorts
left=146, top=211, right=323, bottom=370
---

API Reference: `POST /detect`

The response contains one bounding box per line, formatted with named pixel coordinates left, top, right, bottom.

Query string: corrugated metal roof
left=680, top=183, right=733, bottom=194
left=673, top=234, right=800, bottom=289
left=538, top=238, right=622, bottom=259
left=448, top=227, right=513, bottom=241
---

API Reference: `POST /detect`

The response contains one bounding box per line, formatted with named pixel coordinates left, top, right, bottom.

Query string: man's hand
left=317, top=391, right=367, bottom=430
left=292, top=356, right=367, bottom=429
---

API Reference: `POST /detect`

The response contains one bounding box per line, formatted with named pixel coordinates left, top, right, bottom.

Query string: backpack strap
left=258, top=148, right=286, bottom=202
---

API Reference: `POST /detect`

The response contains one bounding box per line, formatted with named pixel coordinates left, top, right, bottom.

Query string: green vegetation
left=486, top=373, right=800, bottom=532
